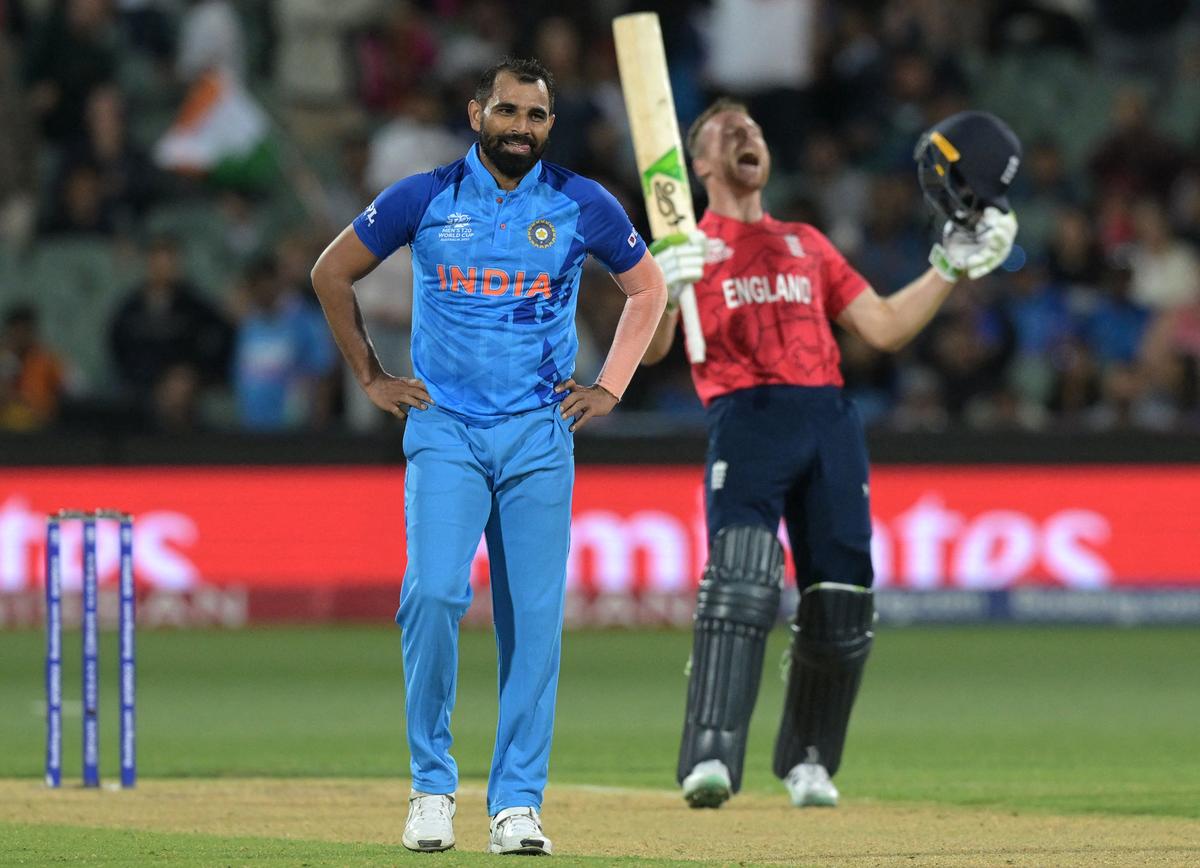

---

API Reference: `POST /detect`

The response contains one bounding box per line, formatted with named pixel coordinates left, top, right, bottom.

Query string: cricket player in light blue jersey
left=311, top=57, right=667, bottom=855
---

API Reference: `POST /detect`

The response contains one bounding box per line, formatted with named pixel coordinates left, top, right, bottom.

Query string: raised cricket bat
left=613, top=12, right=706, bottom=364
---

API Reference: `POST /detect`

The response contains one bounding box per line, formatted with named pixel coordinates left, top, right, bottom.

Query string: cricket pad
left=773, top=583, right=874, bottom=778
left=677, top=525, right=784, bottom=791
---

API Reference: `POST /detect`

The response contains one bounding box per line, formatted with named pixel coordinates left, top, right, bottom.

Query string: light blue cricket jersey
left=353, top=144, right=647, bottom=424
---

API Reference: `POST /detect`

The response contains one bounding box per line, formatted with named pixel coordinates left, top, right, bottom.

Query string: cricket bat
left=613, top=12, right=706, bottom=364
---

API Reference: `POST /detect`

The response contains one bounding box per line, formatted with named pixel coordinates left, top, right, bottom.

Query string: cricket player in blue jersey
left=311, top=57, right=667, bottom=855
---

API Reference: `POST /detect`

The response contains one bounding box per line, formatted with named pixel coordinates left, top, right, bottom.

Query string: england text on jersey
left=721, top=274, right=813, bottom=309
left=688, top=210, right=869, bottom=404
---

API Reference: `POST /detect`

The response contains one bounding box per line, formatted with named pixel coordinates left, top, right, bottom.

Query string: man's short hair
left=475, top=56, right=556, bottom=112
left=686, top=98, right=752, bottom=158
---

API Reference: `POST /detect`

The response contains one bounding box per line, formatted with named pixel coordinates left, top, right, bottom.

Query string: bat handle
left=677, top=285, right=706, bottom=364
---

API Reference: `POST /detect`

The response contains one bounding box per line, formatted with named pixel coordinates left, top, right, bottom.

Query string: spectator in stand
left=853, top=173, right=928, bottom=293
left=232, top=255, right=336, bottom=431
left=1094, top=0, right=1191, bottom=94
left=796, top=130, right=871, bottom=255
left=216, top=190, right=268, bottom=263
left=533, top=17, right=599, bottom=169
left=22, top=0, right=117, bottom=146
left=322, top=131, right=374, bottom=228
left=39, top=162, right=115, bottom=237
left=839, top=332, right=897, bottom=428
left=114, top=0, right=175, bottom=64
left=890, top=366, right=948, bottom=432
left=872, top=50, right=969, bottom=171
left=0, top=305, right=68, bottom=431
left=984, top=1, right=1090, bottom=56
left=356, top=1, right=439, bottom=114
left=1128, top=199, right=1200, bottom=311
left=1082, top=258, right=1152, bottom=366
left=1010, top=139, right=1079, bottom=258
left=273, top=0, right=380, bottom=145
left=0, top=13, right=36, bottom=250
left=918, top=301, right=1016, bottom=423
left=109, top=235, right=233, bottom=426
left=1005, top=262, right=1074, bottom=406
left=1046, top=207, right=1105, bottom=288
left=1087, top=362, right=1175, bottom=431
left=435, top=0, right=514, bottom=88
left=155, top=0, right=276, bottom=192
left=365, top=89, right=467, bottom=195
left=176, top=0, right=244, bottom=82
left=822, top=5, right=887, bottom=131
left=1089, top=87, right=1186, bottom=202
left=703, top=0, right=818, bottom=170
left=1021, top=139, right=1079, bottom=207
left=1047, top=337, right=1102, bottom=427
left=55, top=86, right=158, bottom=234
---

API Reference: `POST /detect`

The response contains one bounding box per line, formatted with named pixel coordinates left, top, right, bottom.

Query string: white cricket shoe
left=681, top=758, right=732, bottom=809
left=402, top=790, right=456, bottom=852
left=488, top=806, right=552, bottom=855
left=784, top=762, right=839, bottom=807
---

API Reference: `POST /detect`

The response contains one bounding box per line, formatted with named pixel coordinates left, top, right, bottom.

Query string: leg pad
left=773, top=583, right=874, bottom=778
left=677, top=526, right=784, bottom=791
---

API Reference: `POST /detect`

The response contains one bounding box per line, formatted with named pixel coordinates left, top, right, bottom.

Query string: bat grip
left=677, top=285, right=706, bottom=364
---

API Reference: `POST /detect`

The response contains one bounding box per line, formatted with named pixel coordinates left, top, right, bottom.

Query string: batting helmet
left=914, top=111, right=1022, bottom=229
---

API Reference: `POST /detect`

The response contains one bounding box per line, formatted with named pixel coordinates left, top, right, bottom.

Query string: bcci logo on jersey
left=528, top=219, right=556, bottom=249
left=439, top=212, right=474, bottom=241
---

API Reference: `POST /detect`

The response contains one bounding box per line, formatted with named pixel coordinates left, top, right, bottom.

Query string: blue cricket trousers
left=397, top=402, right=574, bottom=815
left=705, top=385, right=874, bottom=589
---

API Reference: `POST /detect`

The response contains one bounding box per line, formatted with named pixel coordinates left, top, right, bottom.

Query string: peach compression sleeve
left=595, top=250, right=669, bottom=399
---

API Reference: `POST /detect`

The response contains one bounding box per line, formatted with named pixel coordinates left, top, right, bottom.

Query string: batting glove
left=650, top=229, right=707, bottom=308
left=930, top=206, right=1019, bottom=281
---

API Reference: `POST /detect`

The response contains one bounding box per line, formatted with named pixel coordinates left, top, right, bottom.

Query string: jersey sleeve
left=814, top=230, right=869, bottom=319
left=352, top=173, right=436, bottom=260
left=580, top=181, right=647, bottom=274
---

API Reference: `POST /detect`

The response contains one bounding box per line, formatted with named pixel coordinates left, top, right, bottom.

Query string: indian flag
left=154, top=69, right=278, bottom=190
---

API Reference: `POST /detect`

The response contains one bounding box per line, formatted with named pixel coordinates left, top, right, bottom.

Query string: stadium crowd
left=2, top=0, right=1200, bottom=434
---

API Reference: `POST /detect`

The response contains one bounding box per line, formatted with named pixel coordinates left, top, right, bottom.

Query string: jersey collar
left=704, top=209, right=774, bottom=229
left=465, top=144, right=543, bottom=194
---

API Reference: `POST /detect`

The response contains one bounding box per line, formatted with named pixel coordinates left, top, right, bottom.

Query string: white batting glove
left=930, top=207, right=1018, bottom=281
left=650, top=229, right=707, bottom=307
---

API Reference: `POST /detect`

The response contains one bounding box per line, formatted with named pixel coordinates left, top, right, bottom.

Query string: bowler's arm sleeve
left=595, top=250, right=668, bottom=399
left=352, top=173, right=436, bottom=260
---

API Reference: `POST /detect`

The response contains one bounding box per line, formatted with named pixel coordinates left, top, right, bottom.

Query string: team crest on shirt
left=439, top=212, right=474, bottom=241
left=528, top=218, right=556, bottom=249
left=784, top=234, right=805, bottom=258
left=705, top=236, right=735, bottom=264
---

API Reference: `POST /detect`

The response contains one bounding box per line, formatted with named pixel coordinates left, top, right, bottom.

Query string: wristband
left=929, top=244, right=961, bottom=282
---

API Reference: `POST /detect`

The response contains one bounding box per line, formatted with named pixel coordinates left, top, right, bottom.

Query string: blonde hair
left=685, top=98, right=752, bottom=158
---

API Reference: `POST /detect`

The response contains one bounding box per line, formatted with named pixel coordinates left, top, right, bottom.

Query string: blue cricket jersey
left=353, top=144, right=647, bottom=424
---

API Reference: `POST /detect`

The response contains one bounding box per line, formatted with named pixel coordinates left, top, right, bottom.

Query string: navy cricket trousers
left=704, top=385, right=874, bottom=589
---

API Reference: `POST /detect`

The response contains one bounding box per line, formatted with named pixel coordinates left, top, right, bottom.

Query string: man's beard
left=479, top=129, right=546, bottom=179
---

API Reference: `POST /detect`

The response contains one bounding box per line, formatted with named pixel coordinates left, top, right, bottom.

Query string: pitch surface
left=1, top=626, right=1197, bottom=864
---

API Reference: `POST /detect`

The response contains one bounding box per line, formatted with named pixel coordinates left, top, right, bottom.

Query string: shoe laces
left=495, top=807, right=541, bottom=838
left=410, top=792, right=454, bottom=823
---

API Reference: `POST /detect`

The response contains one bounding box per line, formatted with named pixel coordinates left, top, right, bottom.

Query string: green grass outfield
left=2, top=625, right=1199, bottom=863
